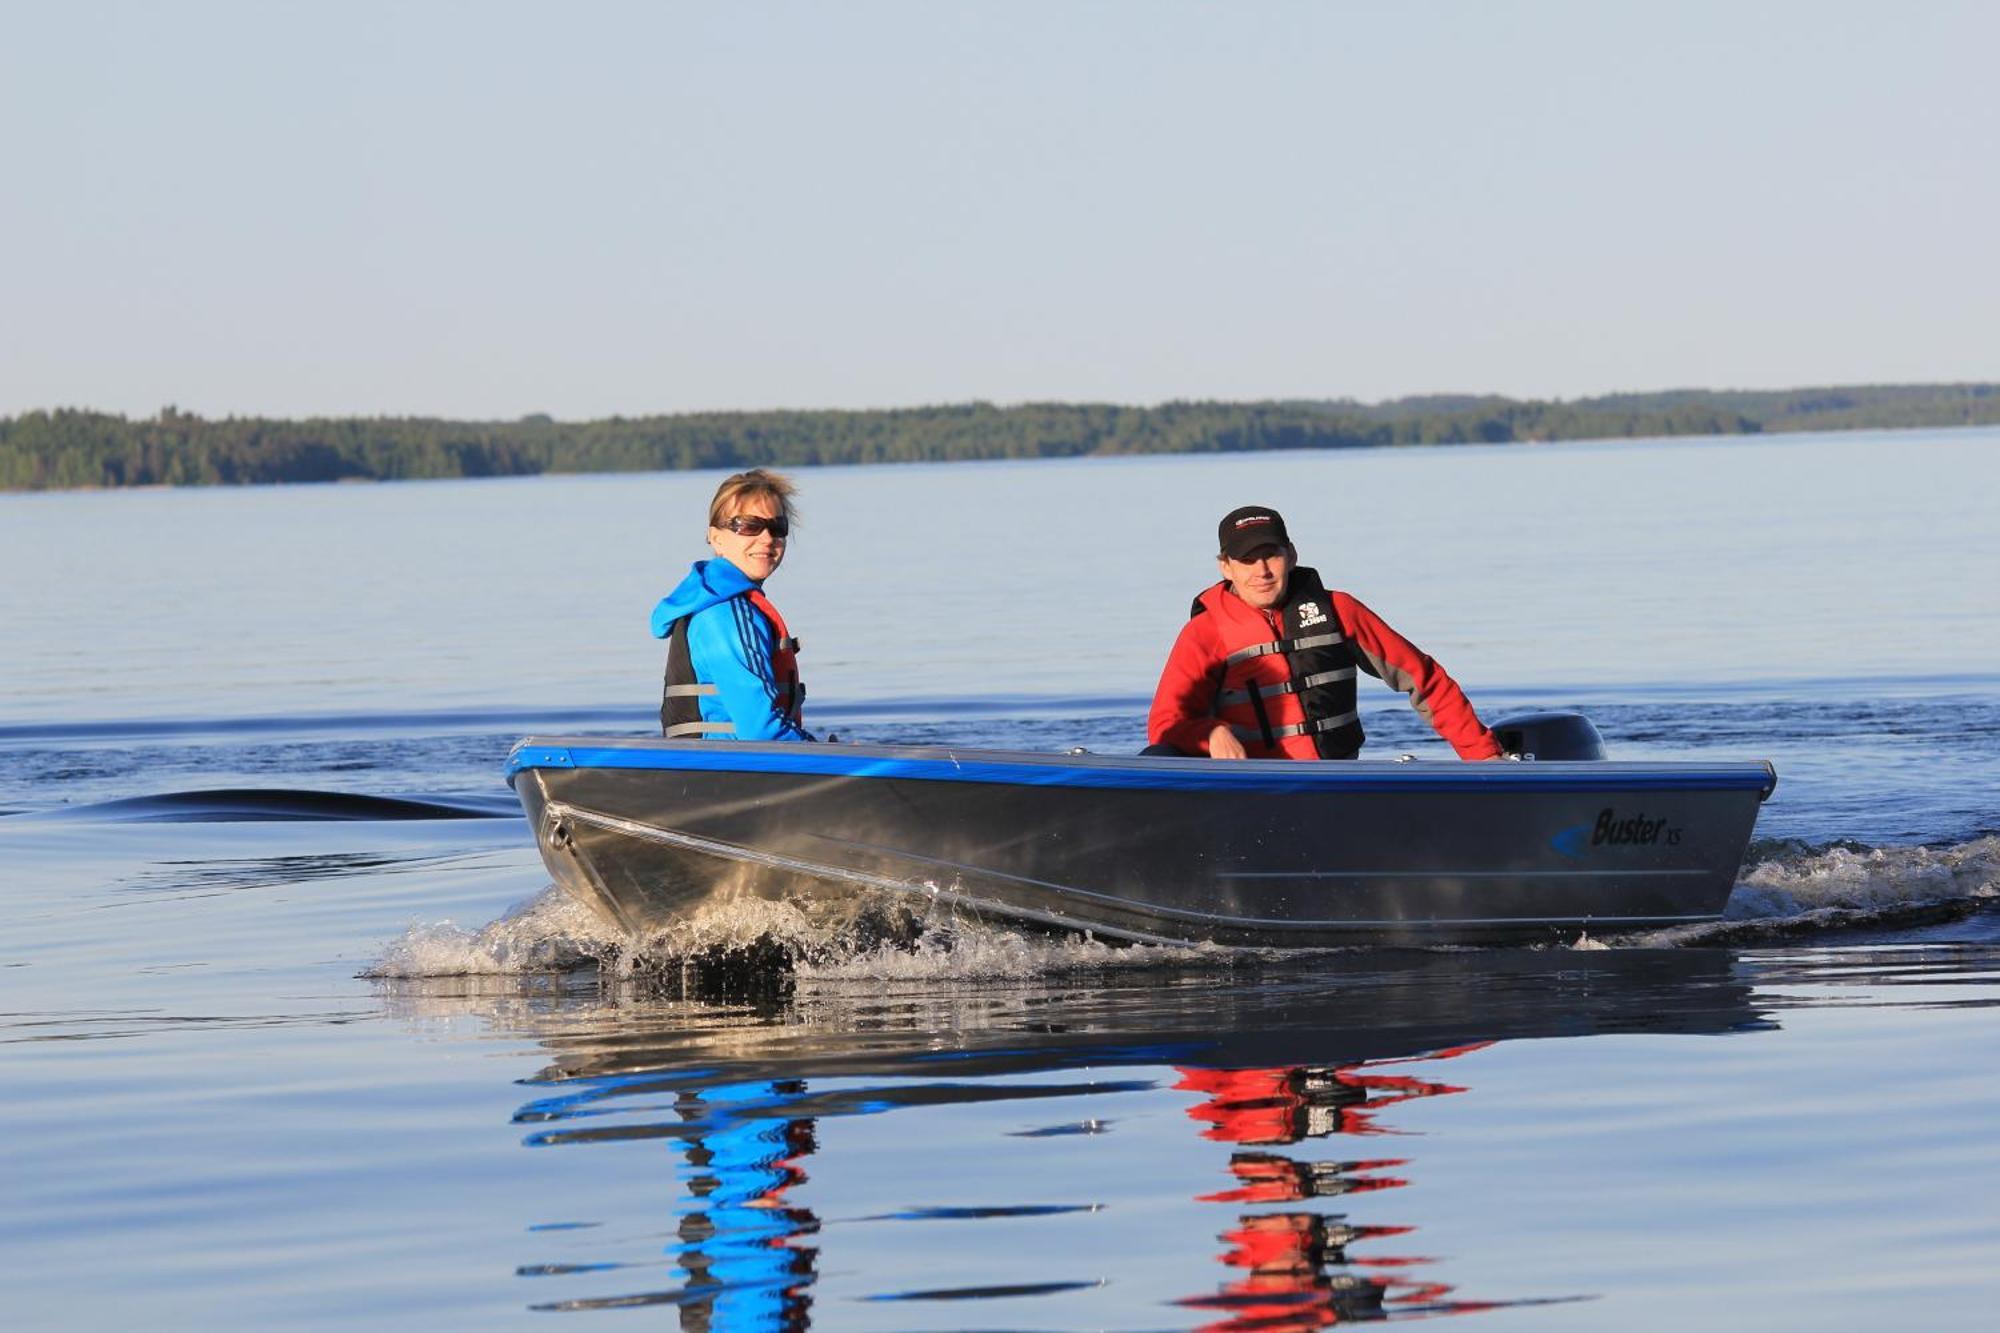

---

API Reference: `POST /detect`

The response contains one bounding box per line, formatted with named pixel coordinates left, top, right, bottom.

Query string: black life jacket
left=1198, top=566, right=1370, bottom=759
left=659, top=588, right=804, bottom=739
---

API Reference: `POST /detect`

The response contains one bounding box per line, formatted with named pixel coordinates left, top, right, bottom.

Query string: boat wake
left=20, top=786, right=515, bottom=822
left=367, top=889, right=623, bottom=979
left=367, top=884, right=1228, bottom=986
left=368, top=834, right=2000, bottom=984
left=1602, top=833, right=2000, bottom=947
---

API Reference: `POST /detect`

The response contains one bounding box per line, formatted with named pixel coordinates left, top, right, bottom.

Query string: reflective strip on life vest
left=1226, top=708, right=1361, bottom=742
left=664, top=681, right=801, bottom=703
left=1222, top=632, right=1343, bottom=667
left=662, top=680, right=801, bottom=738
left=1215, top=667, right=1357, bottom=708
left=664, top=719, right=739, bottom=738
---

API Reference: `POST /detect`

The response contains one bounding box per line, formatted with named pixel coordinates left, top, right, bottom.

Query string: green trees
left=3, top=384, right=1995, bottom=492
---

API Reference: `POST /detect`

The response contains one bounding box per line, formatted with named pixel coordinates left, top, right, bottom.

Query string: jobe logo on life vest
left=1552, top=807, right=1683, bottom=857
left=1296, top=601, right=1328, bottom=628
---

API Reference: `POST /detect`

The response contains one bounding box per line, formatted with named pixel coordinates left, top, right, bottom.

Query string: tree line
left=3, top=383, right=1996, bottom=492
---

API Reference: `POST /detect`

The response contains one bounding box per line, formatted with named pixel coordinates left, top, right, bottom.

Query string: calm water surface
left=4, top=430, right=1999, bottom=1329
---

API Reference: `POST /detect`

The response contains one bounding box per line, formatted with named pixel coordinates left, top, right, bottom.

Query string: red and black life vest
left=1196, top=567, right=1368, bottom=760
left=659, top=588, right=805, bottom=738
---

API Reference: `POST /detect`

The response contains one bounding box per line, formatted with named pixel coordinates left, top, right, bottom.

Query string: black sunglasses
left=719, top=514, right=790, bottom=538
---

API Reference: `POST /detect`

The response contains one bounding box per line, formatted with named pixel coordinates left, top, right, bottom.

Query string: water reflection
left=516, top=1077, right=821, bottom=1324
left=1186, top=1213, right=1405, bottom=1329
left=1179, top=1050, right=1509, bottom=1329
left=381, top=948, right=1769, bottom=1325
left=580, top=1084, right=814, bottom=1326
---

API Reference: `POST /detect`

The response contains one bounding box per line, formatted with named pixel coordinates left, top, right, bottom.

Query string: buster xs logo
left=1552, top=807, right=1684, bottom=858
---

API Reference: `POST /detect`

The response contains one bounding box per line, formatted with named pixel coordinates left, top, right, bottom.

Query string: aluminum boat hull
left=506, top=736, right=1776, bottom=948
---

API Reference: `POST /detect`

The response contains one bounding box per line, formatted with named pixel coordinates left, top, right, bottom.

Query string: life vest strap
left=1222, top=632, right=1343, bottom=667
left=1245, top=677, right=1276, bottom=746
left=1215, top=667, right=1357, bottom=707
left=664, top=720, right=738, bottom=738
left=1227, top=708, right=1361, bottom=743
left=664, top=681, right=802, bottom=704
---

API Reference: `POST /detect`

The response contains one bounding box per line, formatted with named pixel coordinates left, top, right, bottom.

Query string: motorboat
left=505, top=712, right=1777, bottom=949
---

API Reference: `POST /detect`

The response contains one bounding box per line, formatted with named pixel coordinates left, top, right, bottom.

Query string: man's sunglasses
left=719, top=515, right=790, bottom=538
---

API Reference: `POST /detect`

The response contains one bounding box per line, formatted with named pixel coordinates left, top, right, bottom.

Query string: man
left=1147, top=505, right=1501, bottom=761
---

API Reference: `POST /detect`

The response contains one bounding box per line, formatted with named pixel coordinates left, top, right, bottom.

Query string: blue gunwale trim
left=506, top=737, right=1776, bottom=796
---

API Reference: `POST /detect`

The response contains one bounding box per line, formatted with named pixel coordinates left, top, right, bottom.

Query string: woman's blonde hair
left=707, top=468, right=799, bottom=530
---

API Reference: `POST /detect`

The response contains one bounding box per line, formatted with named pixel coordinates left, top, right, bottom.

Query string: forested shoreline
left=4, top=382, right=1996, bottom=492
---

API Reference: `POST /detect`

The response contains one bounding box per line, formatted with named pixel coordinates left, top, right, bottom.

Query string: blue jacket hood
left=650, top=559, right=758, bottom=638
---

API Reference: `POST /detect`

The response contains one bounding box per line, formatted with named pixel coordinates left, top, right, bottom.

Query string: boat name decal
left=1593, top=807, right=1681, bottom=847
left=1553, top=808, right=1684, bottom=857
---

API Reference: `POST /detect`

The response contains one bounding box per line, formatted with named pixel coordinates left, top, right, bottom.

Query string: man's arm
left=687, top=600, right=813, bottom=742
left=1334, top=593, right=1500, bottom=760
left=1148, top=619, right=1229, bottom=755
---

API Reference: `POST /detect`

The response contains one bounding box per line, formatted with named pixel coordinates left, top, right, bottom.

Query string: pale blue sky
left=3, top=1, right=1994, bottom=418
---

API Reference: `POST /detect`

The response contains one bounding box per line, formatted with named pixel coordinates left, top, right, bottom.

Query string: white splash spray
left=1598, top=835, right=2000, bottom=947
left=1728, top=835, right=2000, bottom=918
left=368, top=882, right=1228, bottom=981
left=365, top=887, right=622, bottom=977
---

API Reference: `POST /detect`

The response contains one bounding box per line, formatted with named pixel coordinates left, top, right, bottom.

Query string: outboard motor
left=1489, top=710, right=1607, bottom=761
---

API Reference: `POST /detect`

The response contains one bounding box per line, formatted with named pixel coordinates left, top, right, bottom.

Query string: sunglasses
left=719, top=514, right=790, bottom=538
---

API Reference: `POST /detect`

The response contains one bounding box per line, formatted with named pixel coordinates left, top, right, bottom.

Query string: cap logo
left=1234, top=516, right=1273, bottom=529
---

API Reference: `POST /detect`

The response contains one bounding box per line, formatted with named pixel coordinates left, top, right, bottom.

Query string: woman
left=651, top=468, right=812, bottom=741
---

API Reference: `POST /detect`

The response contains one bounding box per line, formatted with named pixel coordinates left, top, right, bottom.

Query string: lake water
left=4, top=429, right=1998, bottom=1329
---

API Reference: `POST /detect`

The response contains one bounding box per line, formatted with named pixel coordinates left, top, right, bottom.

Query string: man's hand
left=1207, top=724, right=1248, bottom=760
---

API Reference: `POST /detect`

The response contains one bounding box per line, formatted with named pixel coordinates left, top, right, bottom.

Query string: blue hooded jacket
left=649, top=559, right=811, bottom=742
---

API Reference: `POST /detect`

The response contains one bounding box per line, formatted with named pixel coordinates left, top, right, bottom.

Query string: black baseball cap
left=1217, top=505, right=1291, bottom=559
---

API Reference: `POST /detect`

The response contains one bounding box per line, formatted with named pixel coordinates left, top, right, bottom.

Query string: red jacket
left=1148, top=581, right=1501, bottom=760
